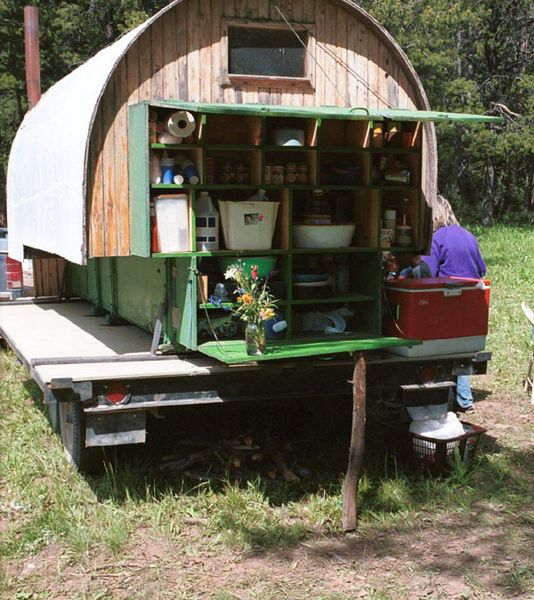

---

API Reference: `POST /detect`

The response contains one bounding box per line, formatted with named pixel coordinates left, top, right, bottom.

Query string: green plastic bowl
left=218, top=256, right=277, bottom=279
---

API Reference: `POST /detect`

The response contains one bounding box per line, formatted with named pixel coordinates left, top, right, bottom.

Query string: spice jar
left=264, top=165, right=272, bottom=184
left=271, top=165, right=285, bottom=185
left=285, top=163, right=297, bottom=184
left=235, top=162, right=248, bottom=184
left=297, top=163, right=309, bottom=184
left=221, top=162, right=235, bottom=184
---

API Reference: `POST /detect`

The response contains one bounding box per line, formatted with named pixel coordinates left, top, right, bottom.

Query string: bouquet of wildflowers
left=217, top=262, right=277, bottom=325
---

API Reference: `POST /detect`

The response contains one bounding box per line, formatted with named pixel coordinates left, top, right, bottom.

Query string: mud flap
left=85, top=411, right=146, bottom=447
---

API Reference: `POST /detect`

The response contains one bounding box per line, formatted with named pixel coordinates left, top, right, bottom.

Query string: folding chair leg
left=526, top=354, right=534, bottom=393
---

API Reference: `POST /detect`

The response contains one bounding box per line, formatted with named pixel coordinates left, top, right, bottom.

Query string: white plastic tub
left=154, top=194, right=190, bottom=252
left=219, top=201, right=279, bottom=250
left=293, top=223, right=355, bottom=249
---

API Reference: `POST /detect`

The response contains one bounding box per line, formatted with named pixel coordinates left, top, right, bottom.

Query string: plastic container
left=6, top=257, right=23, bottom=298
left=154, top=194, right=190, bottom=252
left=195, top=191, right=219, bottom=251
left=181, top=159, right=200, bottom=184
left=219, top=201, right=279, bottom=250
left=383, top=420, right=486, bottom=475
left=293, top=223, right=355, bottom=249
left=160, top=153, right=175, bottom=185
left=383, top=277, right=490, bottom=340
left=217, top=256, right=277, bottom=279
left=0, top=228, right=8, bottom=253
left=272, top=128, right=305, bottom=146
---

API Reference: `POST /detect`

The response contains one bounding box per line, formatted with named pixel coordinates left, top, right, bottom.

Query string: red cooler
left=383, top=277, right=490, bottom=356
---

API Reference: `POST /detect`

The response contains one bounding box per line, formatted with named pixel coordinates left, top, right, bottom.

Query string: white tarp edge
left=6, top=1, right=181, bottom=265
left=6, top=24, right=143, bottom=265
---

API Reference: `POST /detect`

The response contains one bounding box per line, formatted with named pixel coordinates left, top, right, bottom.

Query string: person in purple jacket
left=422, top=195, right=486, bottom=413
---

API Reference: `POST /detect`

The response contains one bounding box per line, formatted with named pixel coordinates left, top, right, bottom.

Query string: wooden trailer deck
left=0, top=300, right=239, bottom=385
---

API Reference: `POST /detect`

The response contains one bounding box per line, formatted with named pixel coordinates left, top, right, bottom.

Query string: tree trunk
left=482, top=162, right=495, bottom=226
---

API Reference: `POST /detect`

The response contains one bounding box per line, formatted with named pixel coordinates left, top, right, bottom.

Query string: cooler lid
left=385, top=276, right=485, bottom=290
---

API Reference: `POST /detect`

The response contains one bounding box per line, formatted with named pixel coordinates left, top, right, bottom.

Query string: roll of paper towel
left=167, top=111, right=196, bottom=138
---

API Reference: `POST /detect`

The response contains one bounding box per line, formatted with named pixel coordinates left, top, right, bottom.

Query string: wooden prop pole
left=342, top=352, right=367, bottom=531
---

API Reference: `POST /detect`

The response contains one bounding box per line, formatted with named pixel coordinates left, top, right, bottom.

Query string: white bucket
left=219, top=201, right=279, bottom=250
left=154, top=194, right=189, bottom=252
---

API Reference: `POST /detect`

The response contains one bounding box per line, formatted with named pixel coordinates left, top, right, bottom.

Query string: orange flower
left=238, top=293, right=253, bottom=304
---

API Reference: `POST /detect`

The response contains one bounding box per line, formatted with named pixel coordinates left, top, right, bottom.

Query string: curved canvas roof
left=6, top=3, right=177, bottom=264
left=7, top=0, right=434, bottom=264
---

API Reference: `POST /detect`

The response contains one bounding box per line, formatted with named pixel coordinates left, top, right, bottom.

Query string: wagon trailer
left=3, top=0, right=500, bottom=528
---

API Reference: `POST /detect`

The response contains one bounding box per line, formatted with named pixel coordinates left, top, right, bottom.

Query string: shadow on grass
left=19, top=373, right=534, bottom=596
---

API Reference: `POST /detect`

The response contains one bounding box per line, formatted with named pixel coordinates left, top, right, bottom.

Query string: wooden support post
left=342, top=352, right=367, bottom=531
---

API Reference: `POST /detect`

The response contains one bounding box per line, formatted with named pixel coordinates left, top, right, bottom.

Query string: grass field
left=1, top=225, right=534, bottom=599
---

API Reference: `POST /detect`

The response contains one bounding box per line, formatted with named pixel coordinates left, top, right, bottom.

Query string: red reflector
left=105, top=383, right=130, bottom=405
left=421, top=365, right=439, bottom=383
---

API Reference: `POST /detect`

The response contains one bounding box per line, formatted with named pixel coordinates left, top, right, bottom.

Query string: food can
left=380, top=228, right=394, bottom=248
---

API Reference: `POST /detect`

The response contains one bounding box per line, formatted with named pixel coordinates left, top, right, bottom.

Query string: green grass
left=1, top=225, right=534, bottom=598
left=474, top=224, right=534, bottom=391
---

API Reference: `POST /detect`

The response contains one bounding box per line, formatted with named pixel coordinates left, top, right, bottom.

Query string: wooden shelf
left=291, top=294, right=373, bottom=305
left=131, top=103, right=425, bottom=354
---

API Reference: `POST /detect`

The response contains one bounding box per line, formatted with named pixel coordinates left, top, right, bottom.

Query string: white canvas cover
left=6, top=2, right=180, bottom=265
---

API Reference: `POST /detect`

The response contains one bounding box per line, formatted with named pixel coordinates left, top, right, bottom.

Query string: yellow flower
left=260, top=308, right=275, bottom=320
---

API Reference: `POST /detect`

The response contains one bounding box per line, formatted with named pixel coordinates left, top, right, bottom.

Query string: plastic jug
left=246, top=189, right=268, bottom=202
left=160, top=152, right=175, bottom=185
left=195, top=191, right=219, bottom=251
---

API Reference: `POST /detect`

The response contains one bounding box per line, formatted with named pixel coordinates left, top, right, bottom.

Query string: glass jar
left=245, top=322, right=267, bottom=356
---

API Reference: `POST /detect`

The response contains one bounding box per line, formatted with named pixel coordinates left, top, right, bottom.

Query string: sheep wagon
left=2, top=0, right=497, bottom=491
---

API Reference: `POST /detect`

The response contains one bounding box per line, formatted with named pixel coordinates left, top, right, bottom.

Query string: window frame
left=221, top=19, right=315, bottom=90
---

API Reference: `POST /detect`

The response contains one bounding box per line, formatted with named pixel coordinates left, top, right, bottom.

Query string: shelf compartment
left=371, top=153, right=417, bottom=187
left=205, top=113, right=262, bottom=145
left=264, top=149, right=316, bottom=186
left=264, top=117, right=318, bottom=147
left=291, top=293, right=373, bottom=305
left=319, top=119, right=370, bottom=148
left=204, top=149, right=261, bottom=185
left=318, top=152, right=369, bottom=186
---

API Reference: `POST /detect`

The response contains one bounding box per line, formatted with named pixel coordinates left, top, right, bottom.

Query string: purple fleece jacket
left=422, top=225, right=486, bottom=278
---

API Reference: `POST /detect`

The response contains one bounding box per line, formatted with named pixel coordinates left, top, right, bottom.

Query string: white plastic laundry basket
left=219, top=201, right=279, bottom=250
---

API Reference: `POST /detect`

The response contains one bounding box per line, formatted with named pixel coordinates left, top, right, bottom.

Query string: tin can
left=285, top=163, right=297, bottom=184
left=297, top=163, right=309, bottom=184
left=206, top=156, right=215, bottom=184
left=235, top=162, right=248, bottom=184
left=271, top=165, right=285, bottom=185
left=380, top=228, right=394, bottom=248
left=221, top=162, right=235, bottom=184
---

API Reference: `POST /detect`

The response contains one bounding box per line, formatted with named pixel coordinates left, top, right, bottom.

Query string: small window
left=229, top=26, right=307, bottom=78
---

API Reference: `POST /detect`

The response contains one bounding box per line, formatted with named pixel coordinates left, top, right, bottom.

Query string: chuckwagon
left=2, top=0, right=499, bottom=526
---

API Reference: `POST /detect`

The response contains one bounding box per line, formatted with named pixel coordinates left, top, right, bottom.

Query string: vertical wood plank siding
left=87, top=0, right=428, bottom=257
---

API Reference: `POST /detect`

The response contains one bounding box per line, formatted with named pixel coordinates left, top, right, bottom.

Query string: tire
left=47, top=398, right=60, bottom=434
left=58, top=400, right=102, bottom=474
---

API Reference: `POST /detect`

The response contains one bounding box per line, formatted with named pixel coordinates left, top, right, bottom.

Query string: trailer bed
left=0, top=300, right=237, bottom=385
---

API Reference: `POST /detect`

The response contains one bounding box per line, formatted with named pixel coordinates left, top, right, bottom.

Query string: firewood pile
left=159, top=433, right=311, bottom=482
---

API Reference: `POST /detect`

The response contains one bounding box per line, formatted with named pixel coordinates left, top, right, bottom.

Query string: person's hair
left=432, top=195, right=458, bottom=231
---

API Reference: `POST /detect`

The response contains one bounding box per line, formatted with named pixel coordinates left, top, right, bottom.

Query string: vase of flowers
left=244, top=322, right=266, bottom=356
left=221, top=262, right=277, bottom=356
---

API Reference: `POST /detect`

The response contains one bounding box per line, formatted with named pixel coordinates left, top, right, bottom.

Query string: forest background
left=0, top=0, right=532, bottom=228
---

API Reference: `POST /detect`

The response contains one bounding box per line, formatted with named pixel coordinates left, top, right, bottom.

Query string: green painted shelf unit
left=128, top=101, right=430, bottom=363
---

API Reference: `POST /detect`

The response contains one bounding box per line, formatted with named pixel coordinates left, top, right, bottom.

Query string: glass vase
left=245, top=322, right=266, bottom=356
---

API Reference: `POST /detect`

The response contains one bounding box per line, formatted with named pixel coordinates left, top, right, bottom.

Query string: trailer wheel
left=59, top=400, right=101, bottom=473
left=47, top=399, right=60, bottom=434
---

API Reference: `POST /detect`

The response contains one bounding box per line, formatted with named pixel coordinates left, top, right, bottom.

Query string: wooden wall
left=87, top=0, right=424, bottom=257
